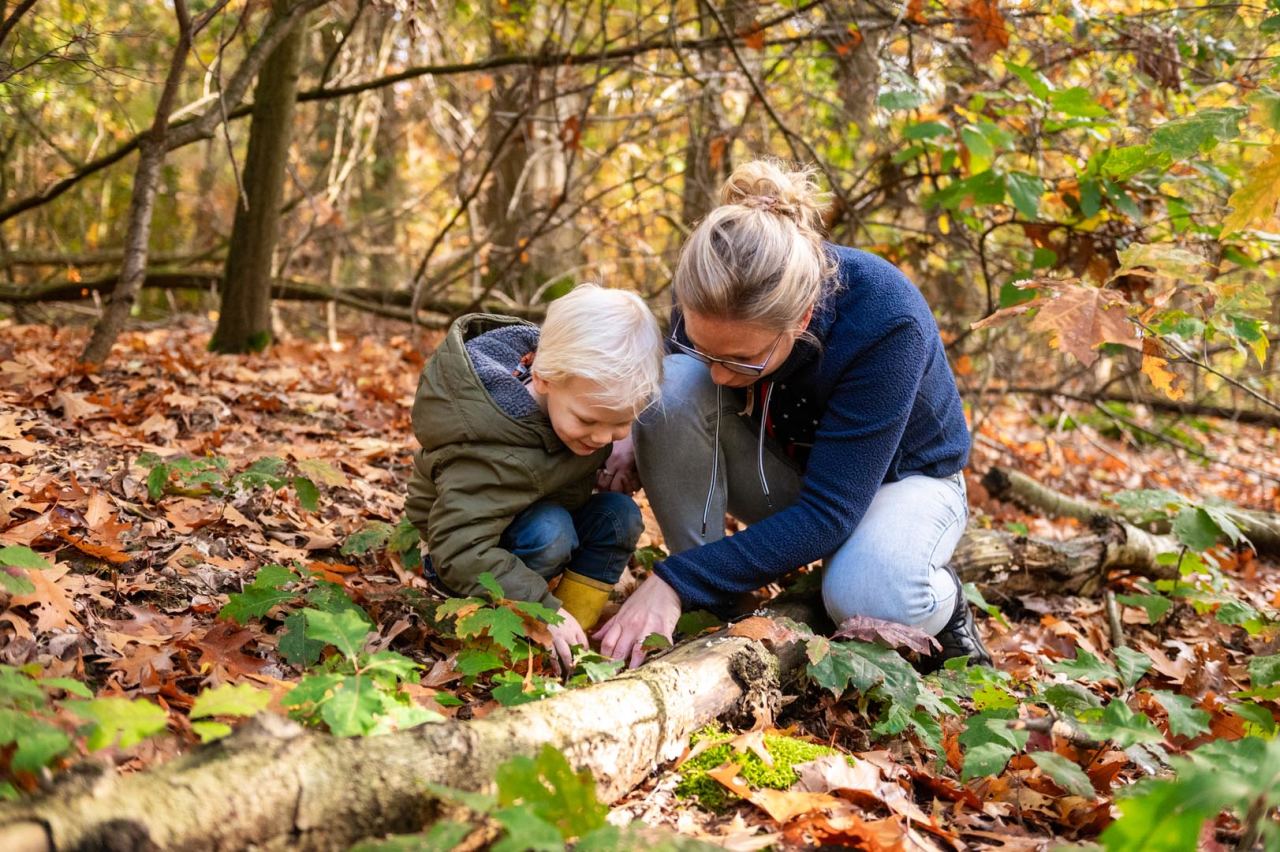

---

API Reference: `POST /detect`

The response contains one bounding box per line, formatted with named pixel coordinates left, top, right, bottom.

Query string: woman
left=593, top=158, right=990, bottom=671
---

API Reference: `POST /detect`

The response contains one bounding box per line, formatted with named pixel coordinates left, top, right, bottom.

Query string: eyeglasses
left=669, top=315, right=785, bottom=377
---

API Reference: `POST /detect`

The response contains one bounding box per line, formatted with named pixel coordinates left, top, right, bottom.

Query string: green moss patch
left=674, top=726, right=840, bottom=810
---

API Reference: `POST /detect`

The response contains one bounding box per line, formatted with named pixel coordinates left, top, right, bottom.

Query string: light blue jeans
left=634, top=355, right=969, bottom=635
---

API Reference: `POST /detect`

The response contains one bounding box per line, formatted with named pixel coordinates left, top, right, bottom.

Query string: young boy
left=405, top=284, right=664, bottom=667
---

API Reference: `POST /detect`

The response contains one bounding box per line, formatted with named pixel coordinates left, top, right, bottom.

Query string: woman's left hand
left=594, top=574, right=682, bottom=669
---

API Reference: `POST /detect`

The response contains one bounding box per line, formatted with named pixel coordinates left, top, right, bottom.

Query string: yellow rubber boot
left=555, top=571, right=612, bottom=630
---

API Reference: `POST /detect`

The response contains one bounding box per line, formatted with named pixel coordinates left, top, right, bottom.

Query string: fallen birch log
left=982, top=466, right=1280, bottom=557
left=0, top=624, right=807, bottom=852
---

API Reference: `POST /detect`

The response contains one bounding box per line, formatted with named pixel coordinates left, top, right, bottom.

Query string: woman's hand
left=596, top=435, right=640, bottom=493
left=594, top=574, right=682, bottom=669
left=547, top=608, right=589, bottom=673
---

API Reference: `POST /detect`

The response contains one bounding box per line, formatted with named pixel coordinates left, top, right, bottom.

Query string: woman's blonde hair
left=674, top=158, right=836, bottom=331
left=533, top=283, right=664, bottom=415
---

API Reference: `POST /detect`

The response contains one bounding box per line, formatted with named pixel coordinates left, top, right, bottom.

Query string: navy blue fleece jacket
left=653, top=245, right=971, bottom=610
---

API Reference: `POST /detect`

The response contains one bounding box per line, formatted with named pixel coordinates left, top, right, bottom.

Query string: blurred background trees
left=0, top=0, right=1277, bottom=423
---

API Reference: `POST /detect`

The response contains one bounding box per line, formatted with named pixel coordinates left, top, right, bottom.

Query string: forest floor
left=2, top=315, right=1278, bottom=849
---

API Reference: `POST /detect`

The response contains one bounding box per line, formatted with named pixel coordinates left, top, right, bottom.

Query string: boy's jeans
left=498, top=492, right=644, bottom=587
left=634, top=354, right=969, bottom=635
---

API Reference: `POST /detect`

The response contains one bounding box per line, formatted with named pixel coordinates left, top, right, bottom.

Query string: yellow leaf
left=1223, top=145, right=1280, bottom=235
left=1141, top=339, right=1185, bottom=401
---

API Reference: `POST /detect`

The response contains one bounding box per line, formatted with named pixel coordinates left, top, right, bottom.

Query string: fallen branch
left=982, top=466, right=1280, bottom=557
left=0, top=272, right=548, bottom=326
left=970, top=384, right=1280, bottom=430
left=0, top=618, right=808, bottom=851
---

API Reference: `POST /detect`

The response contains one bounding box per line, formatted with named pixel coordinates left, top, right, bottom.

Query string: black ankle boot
left=917, top=564, right=992, bottom=674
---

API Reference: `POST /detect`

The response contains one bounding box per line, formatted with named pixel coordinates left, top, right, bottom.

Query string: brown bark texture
left=210, top=0, right=308, bottom=354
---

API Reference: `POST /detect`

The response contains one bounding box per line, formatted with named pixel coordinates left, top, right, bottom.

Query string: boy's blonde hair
left=532, top=283, right=664, bottom=415
left=674, top=158, right=836, bottom=333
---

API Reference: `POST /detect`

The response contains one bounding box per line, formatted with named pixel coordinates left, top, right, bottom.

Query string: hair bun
left=720, top=158, right=828, bottom=234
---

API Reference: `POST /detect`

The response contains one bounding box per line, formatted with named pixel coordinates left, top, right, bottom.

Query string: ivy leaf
left=456, top=607, right=527, bottom=655
left=1147, top=690, right=1211, bottom=739
left=292, top=476, right=320, bottom=511
left=218, top=564, right=298, bottom=624
left=69, top=697, right=168, bottom=751
left=1030, top=752, right=1095, bottom=798
left=1050, top=649, right=1119, bottom=683
left=190, top=683, right=272, bottom=719
left=1115, top=647, right=1153, bottom=689
left=303, top=607, right=374, bottom=661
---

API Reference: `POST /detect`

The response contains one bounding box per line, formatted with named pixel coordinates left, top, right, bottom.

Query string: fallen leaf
left=708, top=762, right=843, bottom=824
left=832, top=615, right=940, bottom=655
left=727, top=616, right=800, bottom=647
left=11, top=562, right=83, bottom=631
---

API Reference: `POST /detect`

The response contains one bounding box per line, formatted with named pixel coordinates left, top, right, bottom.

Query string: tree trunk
left=79, top=2, right=194, bottom=366
left=210, top=0, right=308, bottom=354
left=0, top=627, right=804, bottom=852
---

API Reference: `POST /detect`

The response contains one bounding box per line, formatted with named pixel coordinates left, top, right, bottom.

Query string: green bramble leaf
left=321, top=674, right=381, bottom=737
left=292, top=476, right=320, bottom=511
left=190, top=684, right=272, bottom=719
left=1050, top=649, right=1119, bottom=683
left=1050, top=86, right=1108, bottom=118
left=303, top=607, right=374, bottom=661
left=456, top=606, right=527, bottom=655
left=1147, top=690, right=1211, bottom=739
left=1030, top=751, right=1095, bottom=798
left=191, top=721, right=233, bottom=743
left=0, top=569, right=34, bottom=595
left=1149, top=108, right=1246, bottom=159
left=641, top=633, right=673, bottom=651
left=1115, top=647, right=1153, bottom=689
left=1115, top=593, right=1172, bottom=624
left=495, top=744, right=608, bottom=840
left=1172, top=507, right=1222, bottom=552
left=492, top=807, right=563, bottom=852
left=282, top=672, right=344, bottom=711
left=218, top=564, right=298, bottom=624
left=0, top=546, right=53, bottom=571
left=512, top=600, right=563, bottom=625
left=280, top=611, right=326, bottom=668
left=477, top=572, right=505, bottom=602
left=341, top=522, right=394, bottom=556
left=9, top=719, right=72, bottom=773
left=962, top=741, right=1016, bottom=780
left=491, top=671, right=562, bottom=707
left=1005, top=171, right=1045, bottom=219
left=146, top=463, right=171, bottom=500
left=456, top=648, right=505, bottom=677
left=675, top=610, right=721, bottom=636
left=1081, top=700, right=1164, bottom=748
left=1248, top=654, right=1280, bottom=688
left=40, top=677, right=93, bottom=699
left=1042, top=682, right=1103, bottom=715
left=69, top=697, right=168, bottom=751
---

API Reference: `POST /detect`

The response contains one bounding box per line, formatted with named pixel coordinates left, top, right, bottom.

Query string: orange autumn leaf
left=959, top=0, right=1009, bottom=62
left=1140, top=338, right=1186, bottom=401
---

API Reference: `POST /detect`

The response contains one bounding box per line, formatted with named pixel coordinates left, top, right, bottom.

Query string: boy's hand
left=597, top=435, right=640, bottom=493
left=548, top=608, right=589, bottom=673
